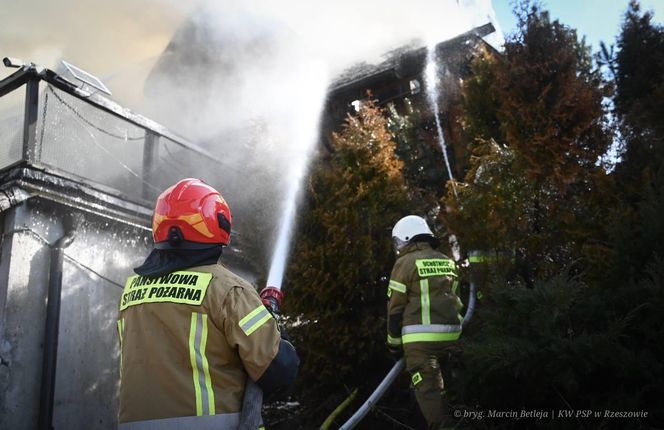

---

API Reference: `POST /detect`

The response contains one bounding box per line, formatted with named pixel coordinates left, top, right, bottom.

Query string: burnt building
left=0, top=61, right=252, bottom=429
left=323, top=22, right=497, bottom=181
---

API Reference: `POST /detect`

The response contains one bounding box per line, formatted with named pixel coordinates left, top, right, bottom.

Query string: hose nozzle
left=260, top=286, right=284, bottom=315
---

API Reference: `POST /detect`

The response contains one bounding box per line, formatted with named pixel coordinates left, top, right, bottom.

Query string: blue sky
left=491, top=0, right=664, bottom=52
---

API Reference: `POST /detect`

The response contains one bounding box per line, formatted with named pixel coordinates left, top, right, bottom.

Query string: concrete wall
left=0, top=195, right=151, bottom=429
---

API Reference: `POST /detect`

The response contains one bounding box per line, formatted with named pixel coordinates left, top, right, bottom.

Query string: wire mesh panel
left=150, top=137, right=226, bottom=193
left=150, top=137, right=195, bottom=192
left=38, top=85, right=153, bottom=200
left=0, top=87, right=25, bottom=169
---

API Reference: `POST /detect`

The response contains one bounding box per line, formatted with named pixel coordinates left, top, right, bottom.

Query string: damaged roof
left=328, top=22, right=495, bottom=96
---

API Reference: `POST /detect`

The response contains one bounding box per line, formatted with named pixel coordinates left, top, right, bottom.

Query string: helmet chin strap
left=393, top=237, right=408, bottom=254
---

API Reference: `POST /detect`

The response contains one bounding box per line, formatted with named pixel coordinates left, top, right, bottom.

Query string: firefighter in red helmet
left=117, top=178, right=298, bottom=429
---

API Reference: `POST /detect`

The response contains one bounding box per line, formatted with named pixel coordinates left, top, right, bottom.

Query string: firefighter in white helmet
left=387, top=215, right=463, bottom=430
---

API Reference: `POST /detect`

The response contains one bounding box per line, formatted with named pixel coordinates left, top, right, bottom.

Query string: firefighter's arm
left=386, top=260, right=408, bottom=352
left=224, top=286, right=299, bottom=396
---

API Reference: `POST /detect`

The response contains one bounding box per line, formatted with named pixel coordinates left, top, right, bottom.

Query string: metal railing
left=0, top=59, right=223, bottom=202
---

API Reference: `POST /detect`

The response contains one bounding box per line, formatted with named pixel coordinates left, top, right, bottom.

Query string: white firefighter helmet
left=392, top=215, right=434, bottom=252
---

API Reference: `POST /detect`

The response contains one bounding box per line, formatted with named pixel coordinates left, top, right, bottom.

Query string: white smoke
left=1, top=0, right=503, bottom=279
left=1, top=0, right=502, bottom=111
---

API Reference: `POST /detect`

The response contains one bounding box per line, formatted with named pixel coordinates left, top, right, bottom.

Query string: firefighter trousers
left=404, top=342, right=451, bottom=430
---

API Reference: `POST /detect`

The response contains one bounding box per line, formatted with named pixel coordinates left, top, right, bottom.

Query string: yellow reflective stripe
left=387, top=334, right=402, bottom=346
left=387, top=287, right=392, bottom=298
left=200, top=314, right=215, bottom=415
left=457, top=296, right=464, bottom=323
left=189, top=313, right=203, bottom=416
left=451, top=279, right=459, bottom=295
left=402, top=332, right=461, bottom=343
left=389, top=280, right=407, bottom=293
left=116, top=318, right=124, bottom=347
left=189, top=313, right=215, bottom=416
left=121, top=271, right=212, bottom=311
left=469, top=255, right=512, bottom=263
left=411, top=372, right=423, bottom=386
left=239, top=305, right=272, bottom=336
left=415, top=259, right=457, bottom=278
left=420, top=279, right=430, bottom=325
left=468, top=255, right=497, bottom=263
left=468, top=255, right=490, bottom=263
left=402, top=324, right=461, bottom=334
left=116, top=319, right=124, bottom=378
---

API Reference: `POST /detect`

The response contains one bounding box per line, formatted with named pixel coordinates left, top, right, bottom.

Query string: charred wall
left=0, top=166, right=152, bottom=429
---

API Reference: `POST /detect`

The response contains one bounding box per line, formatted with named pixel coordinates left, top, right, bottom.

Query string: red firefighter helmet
left=152, top=178, right=232, bottom=248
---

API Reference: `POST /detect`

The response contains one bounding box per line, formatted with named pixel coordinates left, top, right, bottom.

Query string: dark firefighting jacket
left=117, top=262, right=294, bottom=429
left=386, top=242, right=463, bottom=348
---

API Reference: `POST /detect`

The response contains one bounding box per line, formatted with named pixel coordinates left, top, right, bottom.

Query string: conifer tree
left=445, top=2, right=611, bottom=284
left=614, top=0, right=664, bottom=203
left=284, top=100, right=411, bottom=421
left=443, top=4, right=664, bottom=428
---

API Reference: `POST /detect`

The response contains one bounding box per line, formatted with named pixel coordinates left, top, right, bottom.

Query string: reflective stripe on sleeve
left=239, top=305, right=272, bottom=336
left=469, top=255, right=500, bottom=263
left=389, top=280, right=407, bottom=294
left=189, top=313, right=215, bottom=416
left=468, top=255, right=487, bottom=263
left=387, top=334, right=402, bottom=347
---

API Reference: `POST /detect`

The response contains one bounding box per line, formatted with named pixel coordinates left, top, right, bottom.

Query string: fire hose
left=240, top=267, right=478, bottom=429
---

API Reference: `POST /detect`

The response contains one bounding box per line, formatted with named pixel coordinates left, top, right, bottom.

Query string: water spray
left=237, top=53, right=327, bottom=426
left=243, top=172, right=310, bottom=429
left=424, top=45, right=459, bottom=201
left=253, top=58, right=327, bottom=316
left=259, top=168, right=303, bottom=314
left=245, top=186, right=303, bottom=429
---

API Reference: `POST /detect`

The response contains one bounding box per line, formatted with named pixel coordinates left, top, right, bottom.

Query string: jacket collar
left=134, top=246, right=223, bottom=277
left=397, top=241, right=433, bottom=257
